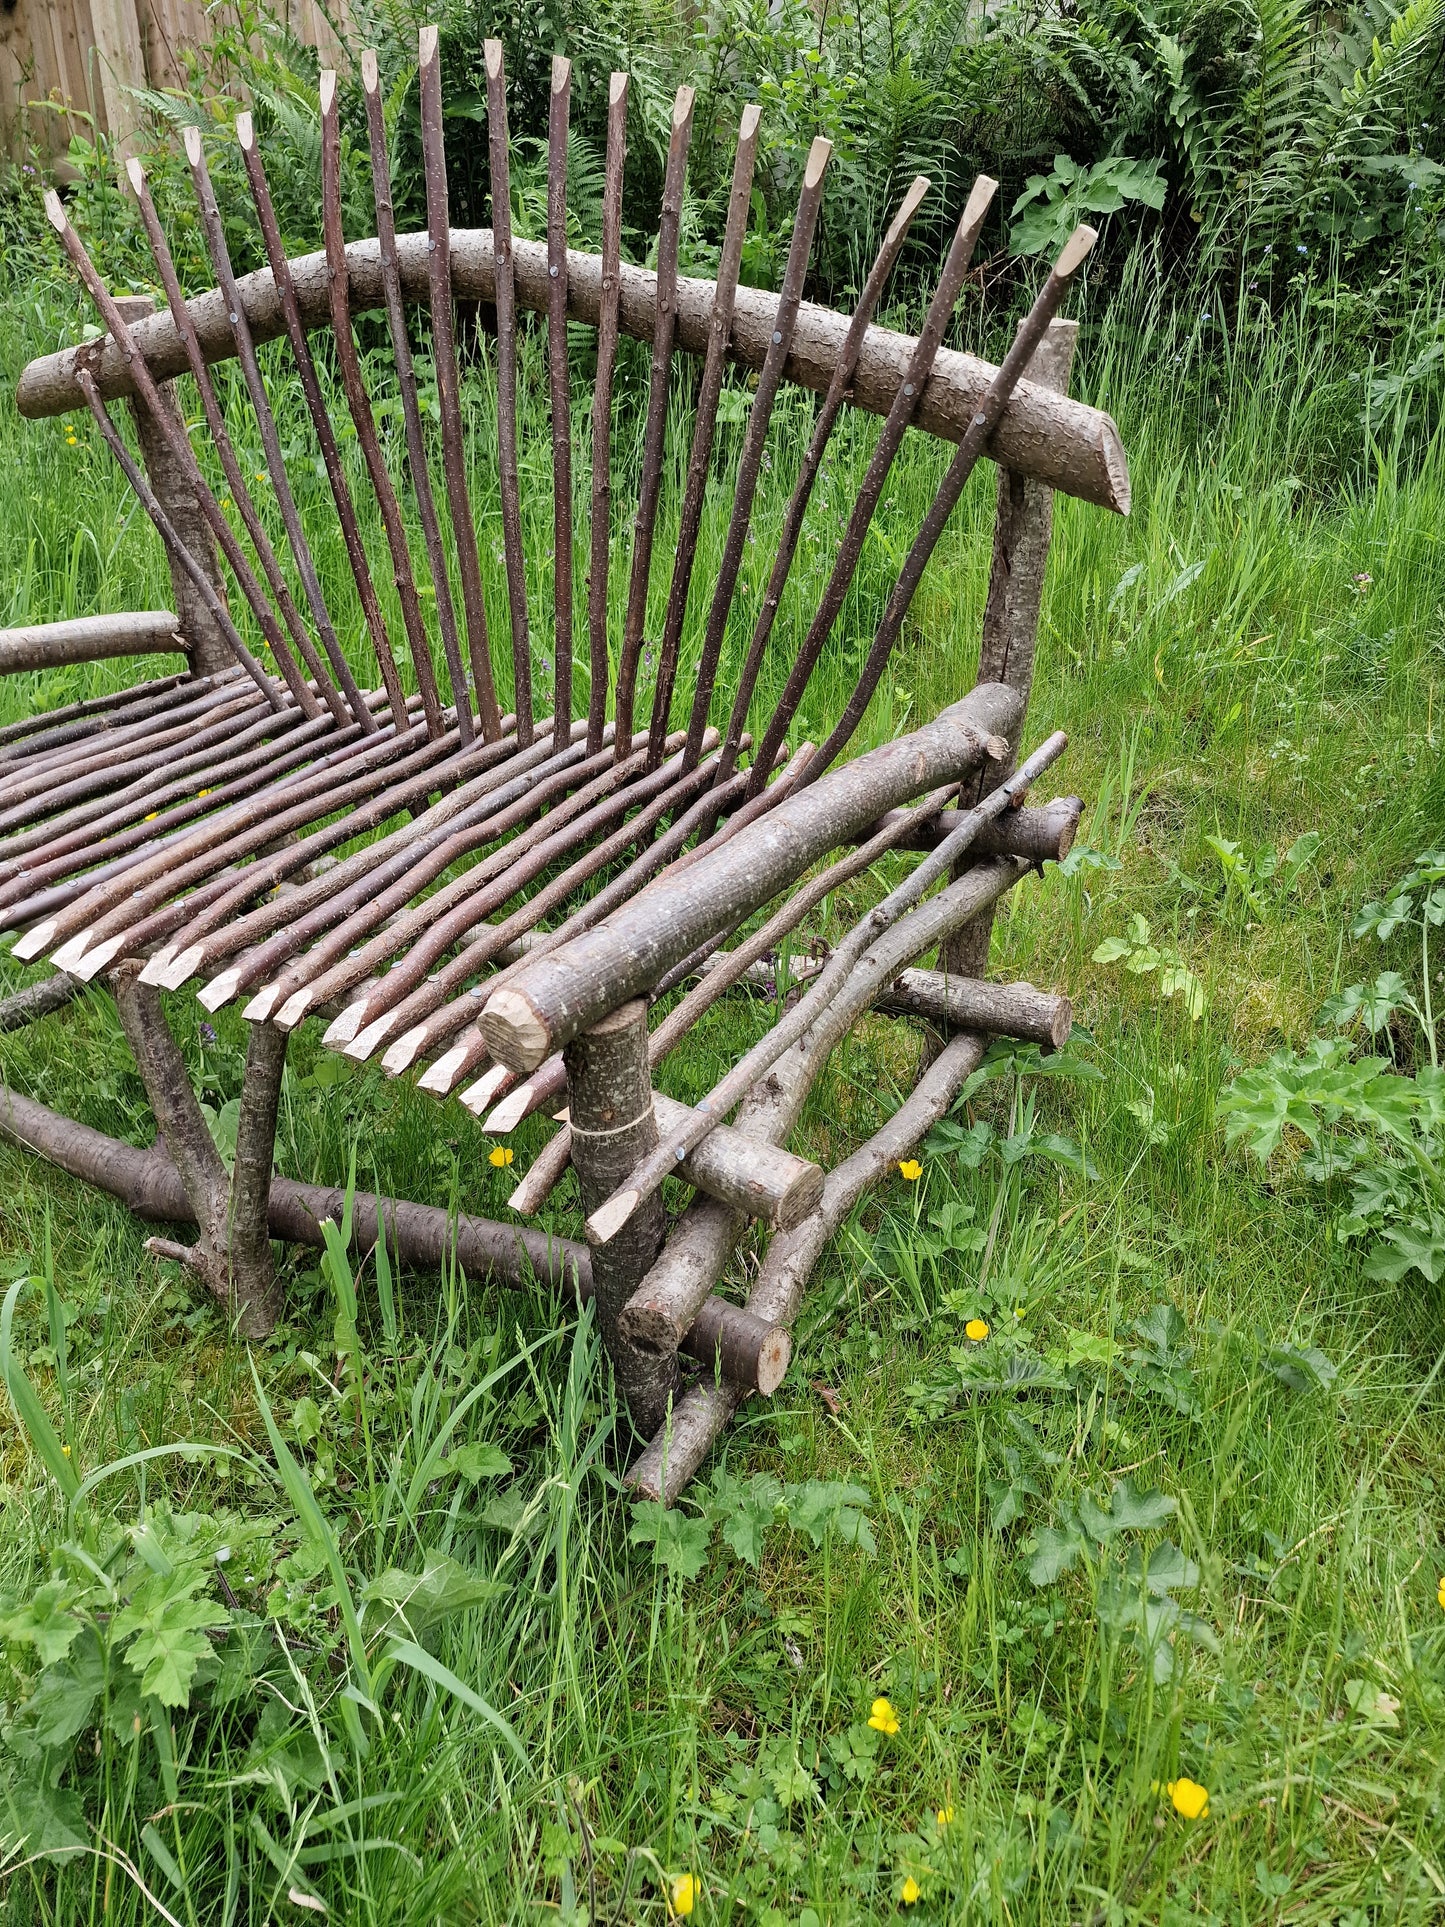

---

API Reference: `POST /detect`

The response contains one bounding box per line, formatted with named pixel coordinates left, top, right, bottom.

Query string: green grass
left=0, top=253, right=1441, bottom=1924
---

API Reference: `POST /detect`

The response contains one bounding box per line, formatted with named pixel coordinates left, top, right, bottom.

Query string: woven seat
left=7, top=31, right=1128, bottom=1495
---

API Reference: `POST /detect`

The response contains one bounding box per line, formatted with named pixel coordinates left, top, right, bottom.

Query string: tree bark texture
left=877, top=968, right=1070, bottom=1048
left=110, top=961, right=281, bottom=1336
left=563, top=1001, right=679, bottom=1435
left=0, top=1082, right=788, bottom=1387
left=0, top=612, right=185, bottom=677
left=0, top=972, right=82, bottom=1032
left=20, top=239, right=1130, bottom=515
left=626, top=1030, right=989, bottom=1502
left=111, top=293, right=232, bottom=677
left=482, top=683, right=1023, bottom=1072
left=859, top=796, right=1081, bottom=864
left=940, top=320, right=1078, bottom=990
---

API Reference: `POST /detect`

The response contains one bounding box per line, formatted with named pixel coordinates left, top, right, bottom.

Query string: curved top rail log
left=16, top=231, right=1129, bottom=515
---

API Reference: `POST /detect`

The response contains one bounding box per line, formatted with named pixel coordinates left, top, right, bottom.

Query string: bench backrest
left=22, top=31, right=1129, bottom=788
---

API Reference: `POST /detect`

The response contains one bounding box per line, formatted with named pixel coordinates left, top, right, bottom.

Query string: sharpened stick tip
left=361, top=48, right=379, bottom=90
left=587, top=1189, right=638, bottom=1246
left=1054, top=224, right=1097, bottom=278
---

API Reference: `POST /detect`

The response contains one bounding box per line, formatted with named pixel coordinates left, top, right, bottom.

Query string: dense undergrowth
left=0, top=1, right=1442, bottom=1919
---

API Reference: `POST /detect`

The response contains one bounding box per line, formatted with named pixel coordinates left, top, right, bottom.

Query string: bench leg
left=111, top=961, right=284, bottom=1336
left=936, top=317, right=1079, bottom=990
left=564, top=1000, right=679, bottom=1437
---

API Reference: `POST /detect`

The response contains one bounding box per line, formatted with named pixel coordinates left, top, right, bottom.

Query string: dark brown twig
left=586, top=73, right=628, bottom=756
left=612, top=85, right=695, bottom=762
left=420, top=24, right=500, bottom=743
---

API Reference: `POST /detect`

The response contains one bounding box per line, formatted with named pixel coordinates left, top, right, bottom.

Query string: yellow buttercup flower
left=197, top=788, right=210, bottom=798
left=488, top=1145, right=514, bottom=1168
left=935, top=1803, right=954, bottom=1826
left=1167, top=1777, right=1209, bottom=1820
left=1437, top=1575, right=1445, bottom=1611
left=901, top=1876, right=921, bottom=1905
left=898, top=1159, right=923, bottom=1182
left=669, top=1872, right=697, bottom=1917
left=964, top=1318, right=989, bottom=1342
left=144, top=811, right=158, bottom=822
left=868, top=1696, right=900, bottom=1735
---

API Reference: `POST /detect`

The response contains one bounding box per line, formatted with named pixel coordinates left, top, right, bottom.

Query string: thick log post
left=939, top=319, right=1078, bottom=989
left=111, top=293, right=231, bottom=677
left=563, top=1001, right=679, bottom=1435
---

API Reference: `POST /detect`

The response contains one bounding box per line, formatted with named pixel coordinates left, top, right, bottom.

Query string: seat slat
left=645, top=102, right=760, bottom=770
left=180, top=131, right=356, bottom=723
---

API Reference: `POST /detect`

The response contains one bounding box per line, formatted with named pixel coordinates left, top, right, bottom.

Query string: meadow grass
left=0, top=259, right=1440, bottom=1925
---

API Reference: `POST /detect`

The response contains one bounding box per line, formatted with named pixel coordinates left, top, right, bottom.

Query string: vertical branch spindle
left=420, top=24, right=501, bottom=744
left=586, top=73, right=628, bottom=757
left=612, top=85, right=695, bottom=763
left=547, top=56, right=574, bottom=754
left=485, top=38, right=533, bottom=748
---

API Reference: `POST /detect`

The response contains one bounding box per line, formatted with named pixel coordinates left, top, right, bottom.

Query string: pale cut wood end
left=480, top=986, right=550, bottom=1072
left=962, top=173, right=999, bottom=226
left=804, top=135, right=832, bottom=188
left=361, top=48, right=379, bottom=91
left=419, top=24, right=439, bottom=65
left=1054, top=224, right=1098, bottom=278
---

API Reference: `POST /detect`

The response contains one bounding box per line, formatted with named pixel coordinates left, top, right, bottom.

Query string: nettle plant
left=1220, top=848, right=1445, bottom=1284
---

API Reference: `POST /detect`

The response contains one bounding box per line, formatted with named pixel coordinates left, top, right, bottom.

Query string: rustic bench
left=4, top=30, right=1128, bottom=1497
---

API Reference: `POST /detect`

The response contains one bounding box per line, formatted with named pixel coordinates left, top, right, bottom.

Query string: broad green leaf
left=11, top=1627, right=104, bottom=1750
left=784, top=1480, right=876, bottom=1554
left=359, top=1557, right=505, bottom=1635
left=122, top=1609, right=224, bottom=1709
left=444, top=1442, right=512, bottom=1483
left=0, top=1580, right=83, bottom=1666
left=1028, top=1524, right=1086, bottom=1587
left=629, top=1501, right=713, bottom=1578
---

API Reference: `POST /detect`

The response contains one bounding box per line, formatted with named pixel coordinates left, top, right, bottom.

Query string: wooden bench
left=4, top=31, right=1128, bottom=1496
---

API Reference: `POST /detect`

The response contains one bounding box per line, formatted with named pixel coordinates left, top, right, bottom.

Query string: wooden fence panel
left=1, top=0, right=349, bottom=164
